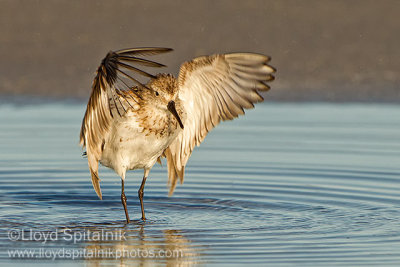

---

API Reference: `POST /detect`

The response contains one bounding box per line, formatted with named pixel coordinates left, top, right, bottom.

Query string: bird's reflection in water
left=82, top=223, right=201, bottom=267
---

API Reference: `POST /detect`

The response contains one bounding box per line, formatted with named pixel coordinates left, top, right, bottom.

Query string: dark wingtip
left=98, top=51, right=118, bottom=85
left=115, top=47, right=174, bottom=55
left=98, top=47, right=173, bottom=88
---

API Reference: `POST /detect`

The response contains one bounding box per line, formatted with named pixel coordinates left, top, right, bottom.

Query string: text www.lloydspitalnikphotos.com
left=6, top=228, right=184, bottom=260
left=8, top=248, right=184, bottom=260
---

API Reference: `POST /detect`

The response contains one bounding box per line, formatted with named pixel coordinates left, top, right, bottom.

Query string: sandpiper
left=80, top=47, right=275, bottom=223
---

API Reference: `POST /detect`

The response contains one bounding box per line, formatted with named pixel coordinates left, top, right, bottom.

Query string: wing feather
left=165, top=53, right=275, bottom=195
left=80, top=47, right=172, bottom=199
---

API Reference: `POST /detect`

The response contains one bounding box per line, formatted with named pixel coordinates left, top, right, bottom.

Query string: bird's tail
left=87, top=151, right=102, bottom=200
left=91, top=169, right=102, bottom=200
left=164, top=148, right=185, bottom=196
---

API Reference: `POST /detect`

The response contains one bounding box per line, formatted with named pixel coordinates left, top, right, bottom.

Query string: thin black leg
left=121, top=179, right=130, bottom=223
left=138, top=176, right=147, bottom=221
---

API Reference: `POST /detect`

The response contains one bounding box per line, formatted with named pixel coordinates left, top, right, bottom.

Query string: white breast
left=99, top=111, right=180, bottom=178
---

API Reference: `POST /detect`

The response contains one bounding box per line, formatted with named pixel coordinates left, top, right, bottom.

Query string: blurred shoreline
left=2, top=95, right=399, bottom=108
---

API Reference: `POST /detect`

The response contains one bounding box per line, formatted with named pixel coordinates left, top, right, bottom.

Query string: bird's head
left=146, top=74, right=184, bottom=129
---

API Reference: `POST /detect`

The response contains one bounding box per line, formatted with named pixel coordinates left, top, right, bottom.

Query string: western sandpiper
left=80, top=47, right=275, bottom=222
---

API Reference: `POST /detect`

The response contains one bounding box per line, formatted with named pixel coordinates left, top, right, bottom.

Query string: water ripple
left=1, top=103, right=400, bottom=265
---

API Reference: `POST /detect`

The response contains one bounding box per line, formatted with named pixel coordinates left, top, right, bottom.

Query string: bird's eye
left=155, top=91, right=159, bottom=96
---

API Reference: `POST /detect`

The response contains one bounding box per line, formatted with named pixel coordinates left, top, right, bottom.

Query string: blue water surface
left=0, top=102, right=399, bottom=266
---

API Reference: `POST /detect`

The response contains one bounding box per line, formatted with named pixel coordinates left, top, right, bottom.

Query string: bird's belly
left=99, top=119, right=178, bottom=175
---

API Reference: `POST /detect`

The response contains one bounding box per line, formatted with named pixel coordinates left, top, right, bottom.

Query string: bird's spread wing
left=165, top=53, right=275, bottom=195
left=80, top=47, right=172, bottom=199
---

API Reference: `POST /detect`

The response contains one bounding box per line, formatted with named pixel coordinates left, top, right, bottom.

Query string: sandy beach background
left=1, top=0, right=399, bottom=102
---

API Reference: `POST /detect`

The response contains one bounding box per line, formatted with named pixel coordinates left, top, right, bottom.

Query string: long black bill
left=167, top=101, right=184, bottom=129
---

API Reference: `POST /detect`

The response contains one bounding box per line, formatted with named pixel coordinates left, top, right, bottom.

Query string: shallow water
left=0, top=102, right=400, bottom=266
